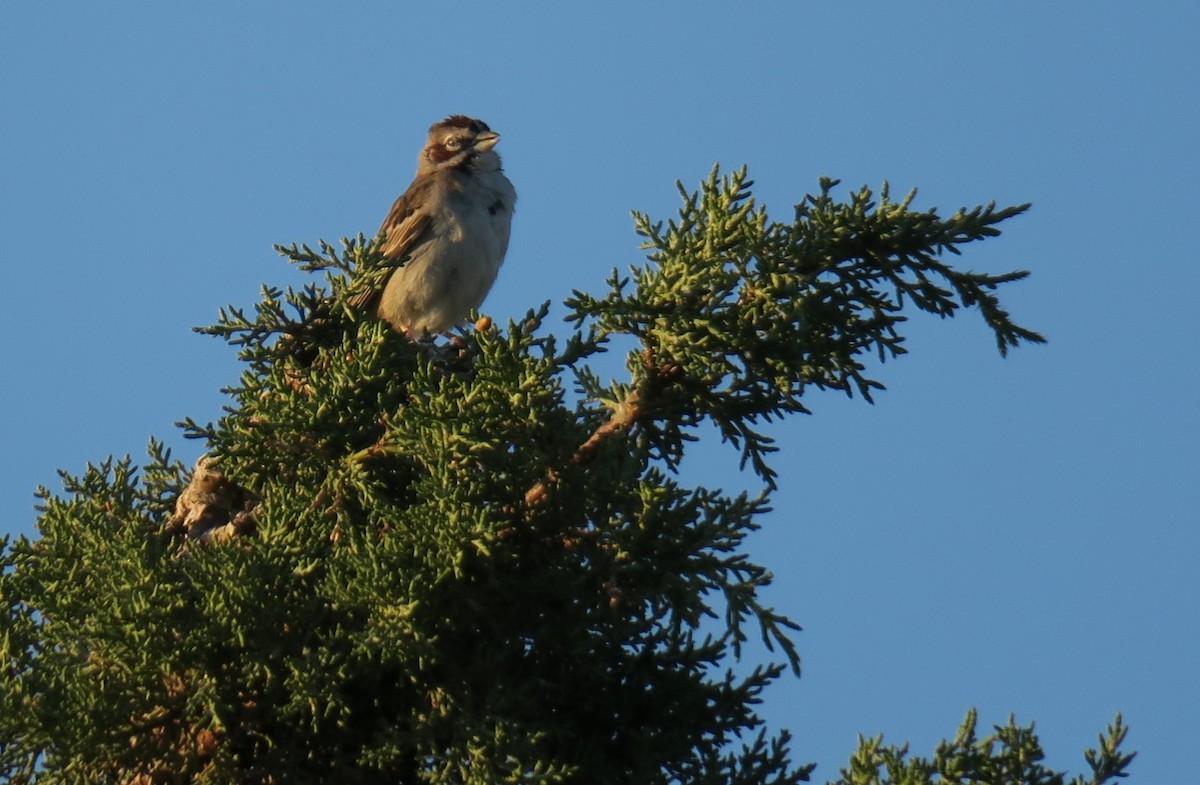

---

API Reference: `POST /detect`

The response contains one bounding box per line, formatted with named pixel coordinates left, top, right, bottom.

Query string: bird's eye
left=443, top=136, right=462, bottom=150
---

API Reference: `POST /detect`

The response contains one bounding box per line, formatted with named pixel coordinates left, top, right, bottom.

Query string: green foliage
left=567, top=170, right=1043, bottom=486
left=834, top=711, right=1134, bottom=785
left=0, top=167, right=1119, bottom=785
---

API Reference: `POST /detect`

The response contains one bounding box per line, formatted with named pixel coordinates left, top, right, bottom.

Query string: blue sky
left=2, top=3, right=1196, bottom=782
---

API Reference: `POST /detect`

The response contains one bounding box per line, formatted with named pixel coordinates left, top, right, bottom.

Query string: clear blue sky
left=2, top=4, right=1195, bottom=782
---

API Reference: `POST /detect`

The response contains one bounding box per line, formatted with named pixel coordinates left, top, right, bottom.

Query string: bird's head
left=418, top=115, right=502, bottom=174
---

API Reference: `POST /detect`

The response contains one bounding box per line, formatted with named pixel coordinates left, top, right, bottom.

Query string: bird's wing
left=348, top=178, right=435, bottom=311
left=377, top=176, right=434, bottom=260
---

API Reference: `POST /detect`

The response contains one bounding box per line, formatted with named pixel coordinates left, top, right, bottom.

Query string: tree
left=0, top=168, right=1133, bottom=784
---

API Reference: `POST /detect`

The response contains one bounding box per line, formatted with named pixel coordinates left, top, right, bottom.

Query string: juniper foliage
left=0, top=168, right=1131, bottom=784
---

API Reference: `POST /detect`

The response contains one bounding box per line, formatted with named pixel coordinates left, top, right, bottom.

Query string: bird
left=367, top=115, right=516, bottom=337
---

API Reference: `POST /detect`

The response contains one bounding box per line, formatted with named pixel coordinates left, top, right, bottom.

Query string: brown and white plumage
left=370, top=116, right=516, bottom=337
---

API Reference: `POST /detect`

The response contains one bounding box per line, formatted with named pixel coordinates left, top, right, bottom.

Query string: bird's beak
left=474, top=131, right=501, bottom=151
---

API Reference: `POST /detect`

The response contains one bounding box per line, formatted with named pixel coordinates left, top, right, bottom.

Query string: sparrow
left=367, top=115, right=516, bottom=337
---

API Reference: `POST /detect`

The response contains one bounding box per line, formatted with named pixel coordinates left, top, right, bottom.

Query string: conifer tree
left=0, top=168, right=1134, bottom=784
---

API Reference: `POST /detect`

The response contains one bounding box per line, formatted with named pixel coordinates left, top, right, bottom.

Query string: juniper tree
left=0, top=168, right=1134, bottom=784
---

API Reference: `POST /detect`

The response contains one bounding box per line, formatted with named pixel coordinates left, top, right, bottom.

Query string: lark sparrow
left=368, top=115, right=516, bottom=337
